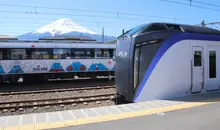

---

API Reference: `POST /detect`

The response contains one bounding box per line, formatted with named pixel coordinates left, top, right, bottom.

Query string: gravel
left=0, top=100, right=115, bottom=116
left=0, top=88, right=115, bottom=103
left=0, top=79, right=116, bottom=116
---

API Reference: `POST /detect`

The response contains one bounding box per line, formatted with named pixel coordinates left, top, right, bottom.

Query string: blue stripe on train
left=134, top=33, right=220, bottom=102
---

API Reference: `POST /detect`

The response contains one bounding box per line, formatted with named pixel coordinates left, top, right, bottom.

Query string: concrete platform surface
left=1, top=91, right=220, bottom=130
left=53, top=102, right=220, bottom=130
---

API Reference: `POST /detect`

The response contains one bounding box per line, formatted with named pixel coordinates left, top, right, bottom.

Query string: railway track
left=0, top=85, right=115, bottom=96
left=0, top=93, right=115, bottom=111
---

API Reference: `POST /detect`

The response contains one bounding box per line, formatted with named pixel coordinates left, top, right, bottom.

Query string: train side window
left=134, top=47, right=141, bottom=90
left=0, top=49, right=4, bottom=60
left=10, top=49, right=26, bottom=60
left=91, top=49, right=95, bottom=58
left=109, top=49, right=113, bottom=58
left=113, top=49, right=116, bottom=60
left=209, top=51, right=216, bottom=78
left=73, top=49, right=91, bottom=59
left=53, top=49, right=71, bottom=59
left=0, top=52, right=2, bottom=60
left=31, top=49, right=51, bottom=59
left=26, top=49, right=32, bottom=59
left=194, top=51, right=202, bottom=66
left=95, top=49, right=109, bottom=58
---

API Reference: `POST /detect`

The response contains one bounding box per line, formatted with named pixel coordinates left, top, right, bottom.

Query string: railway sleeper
left=0, top=95, right=114, bottom=110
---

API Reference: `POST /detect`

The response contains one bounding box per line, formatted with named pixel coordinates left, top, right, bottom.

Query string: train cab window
left=194, top=51, right=202, bottom=66
left=73, top=49, right=91, bottom=58
left=53, top=49, right=71, bottom=59
left=209, top=51, right=216, bottom=78
left=31, top=49, right=51, bottom=59
left=95, top=49, right=109, bottom=58
left=121, top=24, right=148, bottom=37
left=10, top=49, right=26, bottom=60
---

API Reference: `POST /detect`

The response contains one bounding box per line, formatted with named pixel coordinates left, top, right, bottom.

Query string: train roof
left=151, top=22, right=220, bottom=35
left=0, top=41, right=116, bottom=49
left=119, top=22, right=220, bottom=38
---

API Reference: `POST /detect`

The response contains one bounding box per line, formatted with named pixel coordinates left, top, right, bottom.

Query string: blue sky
left=0, top=0, right=220, bottom=37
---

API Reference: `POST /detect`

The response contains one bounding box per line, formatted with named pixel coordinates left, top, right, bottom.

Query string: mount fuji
left=17, top=18, right=116, bottom=42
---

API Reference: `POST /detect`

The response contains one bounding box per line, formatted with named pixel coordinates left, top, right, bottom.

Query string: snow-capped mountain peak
left=34, top=18, right=97, bottom=36
left=17, top=18, right=116, bottom=42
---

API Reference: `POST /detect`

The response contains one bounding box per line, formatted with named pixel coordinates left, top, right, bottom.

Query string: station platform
left=1, top=92, right=220, bottom=130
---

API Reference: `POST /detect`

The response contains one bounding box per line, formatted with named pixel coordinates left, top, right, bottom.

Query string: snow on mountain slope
left=17, top=18, right=116, bottom=42
left=35, top=18, right=97, bottom=36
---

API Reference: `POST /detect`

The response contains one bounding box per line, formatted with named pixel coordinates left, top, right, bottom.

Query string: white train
left=115, top=22, right=220, bottom=103
left=0, top=40, right=116, bottom=83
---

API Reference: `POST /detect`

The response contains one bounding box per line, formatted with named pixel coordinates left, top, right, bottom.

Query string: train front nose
left=115, top=37, right=133, bottom=103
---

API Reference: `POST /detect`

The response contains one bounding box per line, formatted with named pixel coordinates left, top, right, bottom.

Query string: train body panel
left=0, top=41, right=116, bottom=83
left=115, top=38, right=133, bottom=101
left=115, top=22, right=220, bottom=103
left=135, top=40, right=191, bottom=102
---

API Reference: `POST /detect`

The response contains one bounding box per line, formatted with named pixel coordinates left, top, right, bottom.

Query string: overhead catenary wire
left=0, top=16, right=112, bottom=24
left=212, top=24, right=220, bottom=30
left=0, top=20, right=140, bottom=29
left=160, top=0, right=220, bottom=12
left=0, top=2, right=196, bottom=37
left=0, top=10, right=154, bottom=22
left=182, top=0, right=220, bottom=8
left=0, top=3, right=184, bottom=20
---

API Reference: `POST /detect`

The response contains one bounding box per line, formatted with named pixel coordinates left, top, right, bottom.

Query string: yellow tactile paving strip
left=1, top=99, right=219, bottom=130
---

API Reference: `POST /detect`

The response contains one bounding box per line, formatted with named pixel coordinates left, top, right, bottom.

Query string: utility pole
left=102, top=27, right=104, bottom=43
left=201, top=20, right=205, bottom=27
left=122, top=29, right=125, bottom=35
left=190, top=0, right=192, bottom=5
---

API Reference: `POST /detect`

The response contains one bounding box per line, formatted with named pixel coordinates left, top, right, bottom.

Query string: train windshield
left=119, top=24, right=148, bottom=37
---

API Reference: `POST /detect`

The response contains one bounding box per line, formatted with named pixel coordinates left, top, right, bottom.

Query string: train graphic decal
left=9, top=65, right=24, bottom=74
left=88, top=63, right=109, bottom=71
left=0, top=65, right=5, bottom=73
left=112, top=65, right=115, bottom=71
left=66, top=62, right=87, bottom=72
left=49, top=63, right=65, bottom=72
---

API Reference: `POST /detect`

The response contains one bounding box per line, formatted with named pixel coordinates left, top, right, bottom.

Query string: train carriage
left=115, top=22, right=220, bottom=103
left=0, top=40, right=116, bottom=83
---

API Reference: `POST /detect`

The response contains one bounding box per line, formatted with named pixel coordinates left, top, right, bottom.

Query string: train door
left=191, top=46, right=204, bottom=93
left=206, top=47, right=219, bottom=91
